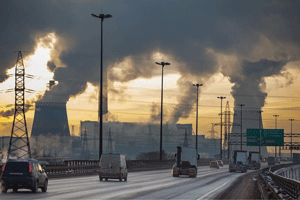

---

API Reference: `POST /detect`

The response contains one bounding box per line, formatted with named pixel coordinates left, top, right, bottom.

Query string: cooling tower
left=230, top=110, right=268, bottom=158
left=31, top=102, right=70, bottom=137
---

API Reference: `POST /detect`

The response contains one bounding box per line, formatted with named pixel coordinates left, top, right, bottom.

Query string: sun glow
left=0, top=33, right=57, bottom=127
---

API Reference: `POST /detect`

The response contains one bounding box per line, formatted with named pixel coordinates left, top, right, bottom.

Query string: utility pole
left=273, top=115, right=279, bottom=158
left=217, top=96, right=226, bottom=160
left=155, top=61, right=170, bottom=160
left=7, top=51, right=31, bottom=159
left=193, top=83, right=203, bottom=153
left=238, top=104, right=245, bottom=151
left=289, top=119, right=294, bottom=158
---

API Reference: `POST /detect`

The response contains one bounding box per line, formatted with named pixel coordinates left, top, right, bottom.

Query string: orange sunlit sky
left=0, top=34, right=299, bottom=140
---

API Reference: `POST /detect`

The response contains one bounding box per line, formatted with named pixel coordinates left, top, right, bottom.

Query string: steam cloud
left=1, top=0, right=300, bottom=124
left=0, top=108, right=14, bottom=118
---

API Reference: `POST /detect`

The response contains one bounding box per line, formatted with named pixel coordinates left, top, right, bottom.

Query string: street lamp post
left=238, top=104, right=245, bottom=151
left=193, top=83, right=203, bottom=153
left=218, top=96, right=226, bottom=160
left=289, top=119, right=295, bottom=158
left=155, top=61, right=170, bottom=160
left=273, top=114, right=279, bottom=158
left=258, top=110, right=263, bottom=161
left=91, top=13, right=113, bottom=160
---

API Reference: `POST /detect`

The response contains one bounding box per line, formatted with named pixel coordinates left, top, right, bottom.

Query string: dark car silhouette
left=1, top=159, right=48, bottom=193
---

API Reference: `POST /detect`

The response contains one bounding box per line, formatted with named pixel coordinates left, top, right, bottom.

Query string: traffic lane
left=128, top=168, right=247, bottom=199
left=44, top=167, right=230, bottom=199
left=0, top=166, right=231, bottom=199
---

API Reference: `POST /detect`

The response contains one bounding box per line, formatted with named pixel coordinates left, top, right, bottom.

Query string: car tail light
left=119, top=167, right=122, bottom=173
left=1, top=163, right=6, bottom=172
left=29, top=161, right=33, bottom=173
left=99, top=166, right=101, bottom=172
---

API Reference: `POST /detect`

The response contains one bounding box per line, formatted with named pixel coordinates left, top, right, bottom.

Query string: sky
left=0, top=0, right=300, bottom=145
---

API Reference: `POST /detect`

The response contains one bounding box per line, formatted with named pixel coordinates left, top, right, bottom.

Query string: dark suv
left=1, top=159, right=48, bottom=193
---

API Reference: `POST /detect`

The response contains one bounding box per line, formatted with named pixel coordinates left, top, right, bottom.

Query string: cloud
left=1, top=0, right=300, bottom=123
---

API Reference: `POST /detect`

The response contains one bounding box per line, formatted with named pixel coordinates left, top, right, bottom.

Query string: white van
left=99, top=153, right=128, bottom=181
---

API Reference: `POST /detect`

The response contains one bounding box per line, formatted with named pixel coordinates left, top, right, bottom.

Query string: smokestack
left=31, top=102, right=70, bottom=137
left=230, top=110, right=268, bottom=157
left=48, top=80, right=56, bottom=90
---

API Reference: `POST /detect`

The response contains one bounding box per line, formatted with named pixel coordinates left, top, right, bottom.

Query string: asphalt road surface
left=0, top=164, right=261, bottom=199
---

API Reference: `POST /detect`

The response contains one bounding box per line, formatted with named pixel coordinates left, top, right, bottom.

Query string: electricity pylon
left=7, top=51, right=31, bottom=159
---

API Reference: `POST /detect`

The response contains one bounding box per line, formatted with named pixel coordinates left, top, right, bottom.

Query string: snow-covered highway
left=0, top=164, right=261, bottom=199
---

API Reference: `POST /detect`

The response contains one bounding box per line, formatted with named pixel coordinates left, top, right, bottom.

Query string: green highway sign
left=247, top=129, right=284, bottom=146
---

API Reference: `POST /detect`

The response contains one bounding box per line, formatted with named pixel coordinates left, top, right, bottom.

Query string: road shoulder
left=214, top=170, right=261, bottom=199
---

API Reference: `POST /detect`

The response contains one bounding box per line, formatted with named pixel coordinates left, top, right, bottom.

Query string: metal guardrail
left=258, top=168, right=282, bottom=199
left=45, top=160, right=99, bottom=178
left=258, top=163, right=300, bottom=199
left=269, top=163, right=300, bottom=199
left=0, top=158, right=220, bottom=178
left=44, top=158, right=218, bottom=178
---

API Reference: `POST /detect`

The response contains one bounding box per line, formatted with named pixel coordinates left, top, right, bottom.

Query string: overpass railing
left=259, top=162, right=300, bottom=199
left=1, top=158, right=219, bottom=178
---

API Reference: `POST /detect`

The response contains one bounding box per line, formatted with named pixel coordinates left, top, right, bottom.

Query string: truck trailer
left=248, top=151, right=261, bottom=170
left=173, top=146, right=198, bottom=178
left=229, top=150, right=248, bottom=173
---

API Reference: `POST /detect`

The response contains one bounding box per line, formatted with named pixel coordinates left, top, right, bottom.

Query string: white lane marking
left=197, top=179, right=232, bottom=200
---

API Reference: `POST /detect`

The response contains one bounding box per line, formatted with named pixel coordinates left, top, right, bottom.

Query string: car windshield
left=5, top=162, right=29, bottom=172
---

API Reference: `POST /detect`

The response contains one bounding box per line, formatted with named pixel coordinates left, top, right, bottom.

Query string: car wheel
left=2, top=183, right=8, bottom=193
left=119, top=177, right=122, bottom=182
left=13, top=187, right=18, bottom=193
left=41, top=180, right=48, bottom=192
left=105, top=178, right=108, bottom=181
left=124, top=176, right=127, bottom=181
left=32, top=180, right=39, bottom=193
left=99, top=177, right=103, bottom=181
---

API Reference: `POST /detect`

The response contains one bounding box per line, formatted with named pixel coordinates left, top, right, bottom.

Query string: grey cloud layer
left=1, top=0, right=299, bottom=123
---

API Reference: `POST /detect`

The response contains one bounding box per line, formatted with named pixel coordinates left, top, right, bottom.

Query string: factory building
left=80, top=121, right=220, bottom=160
